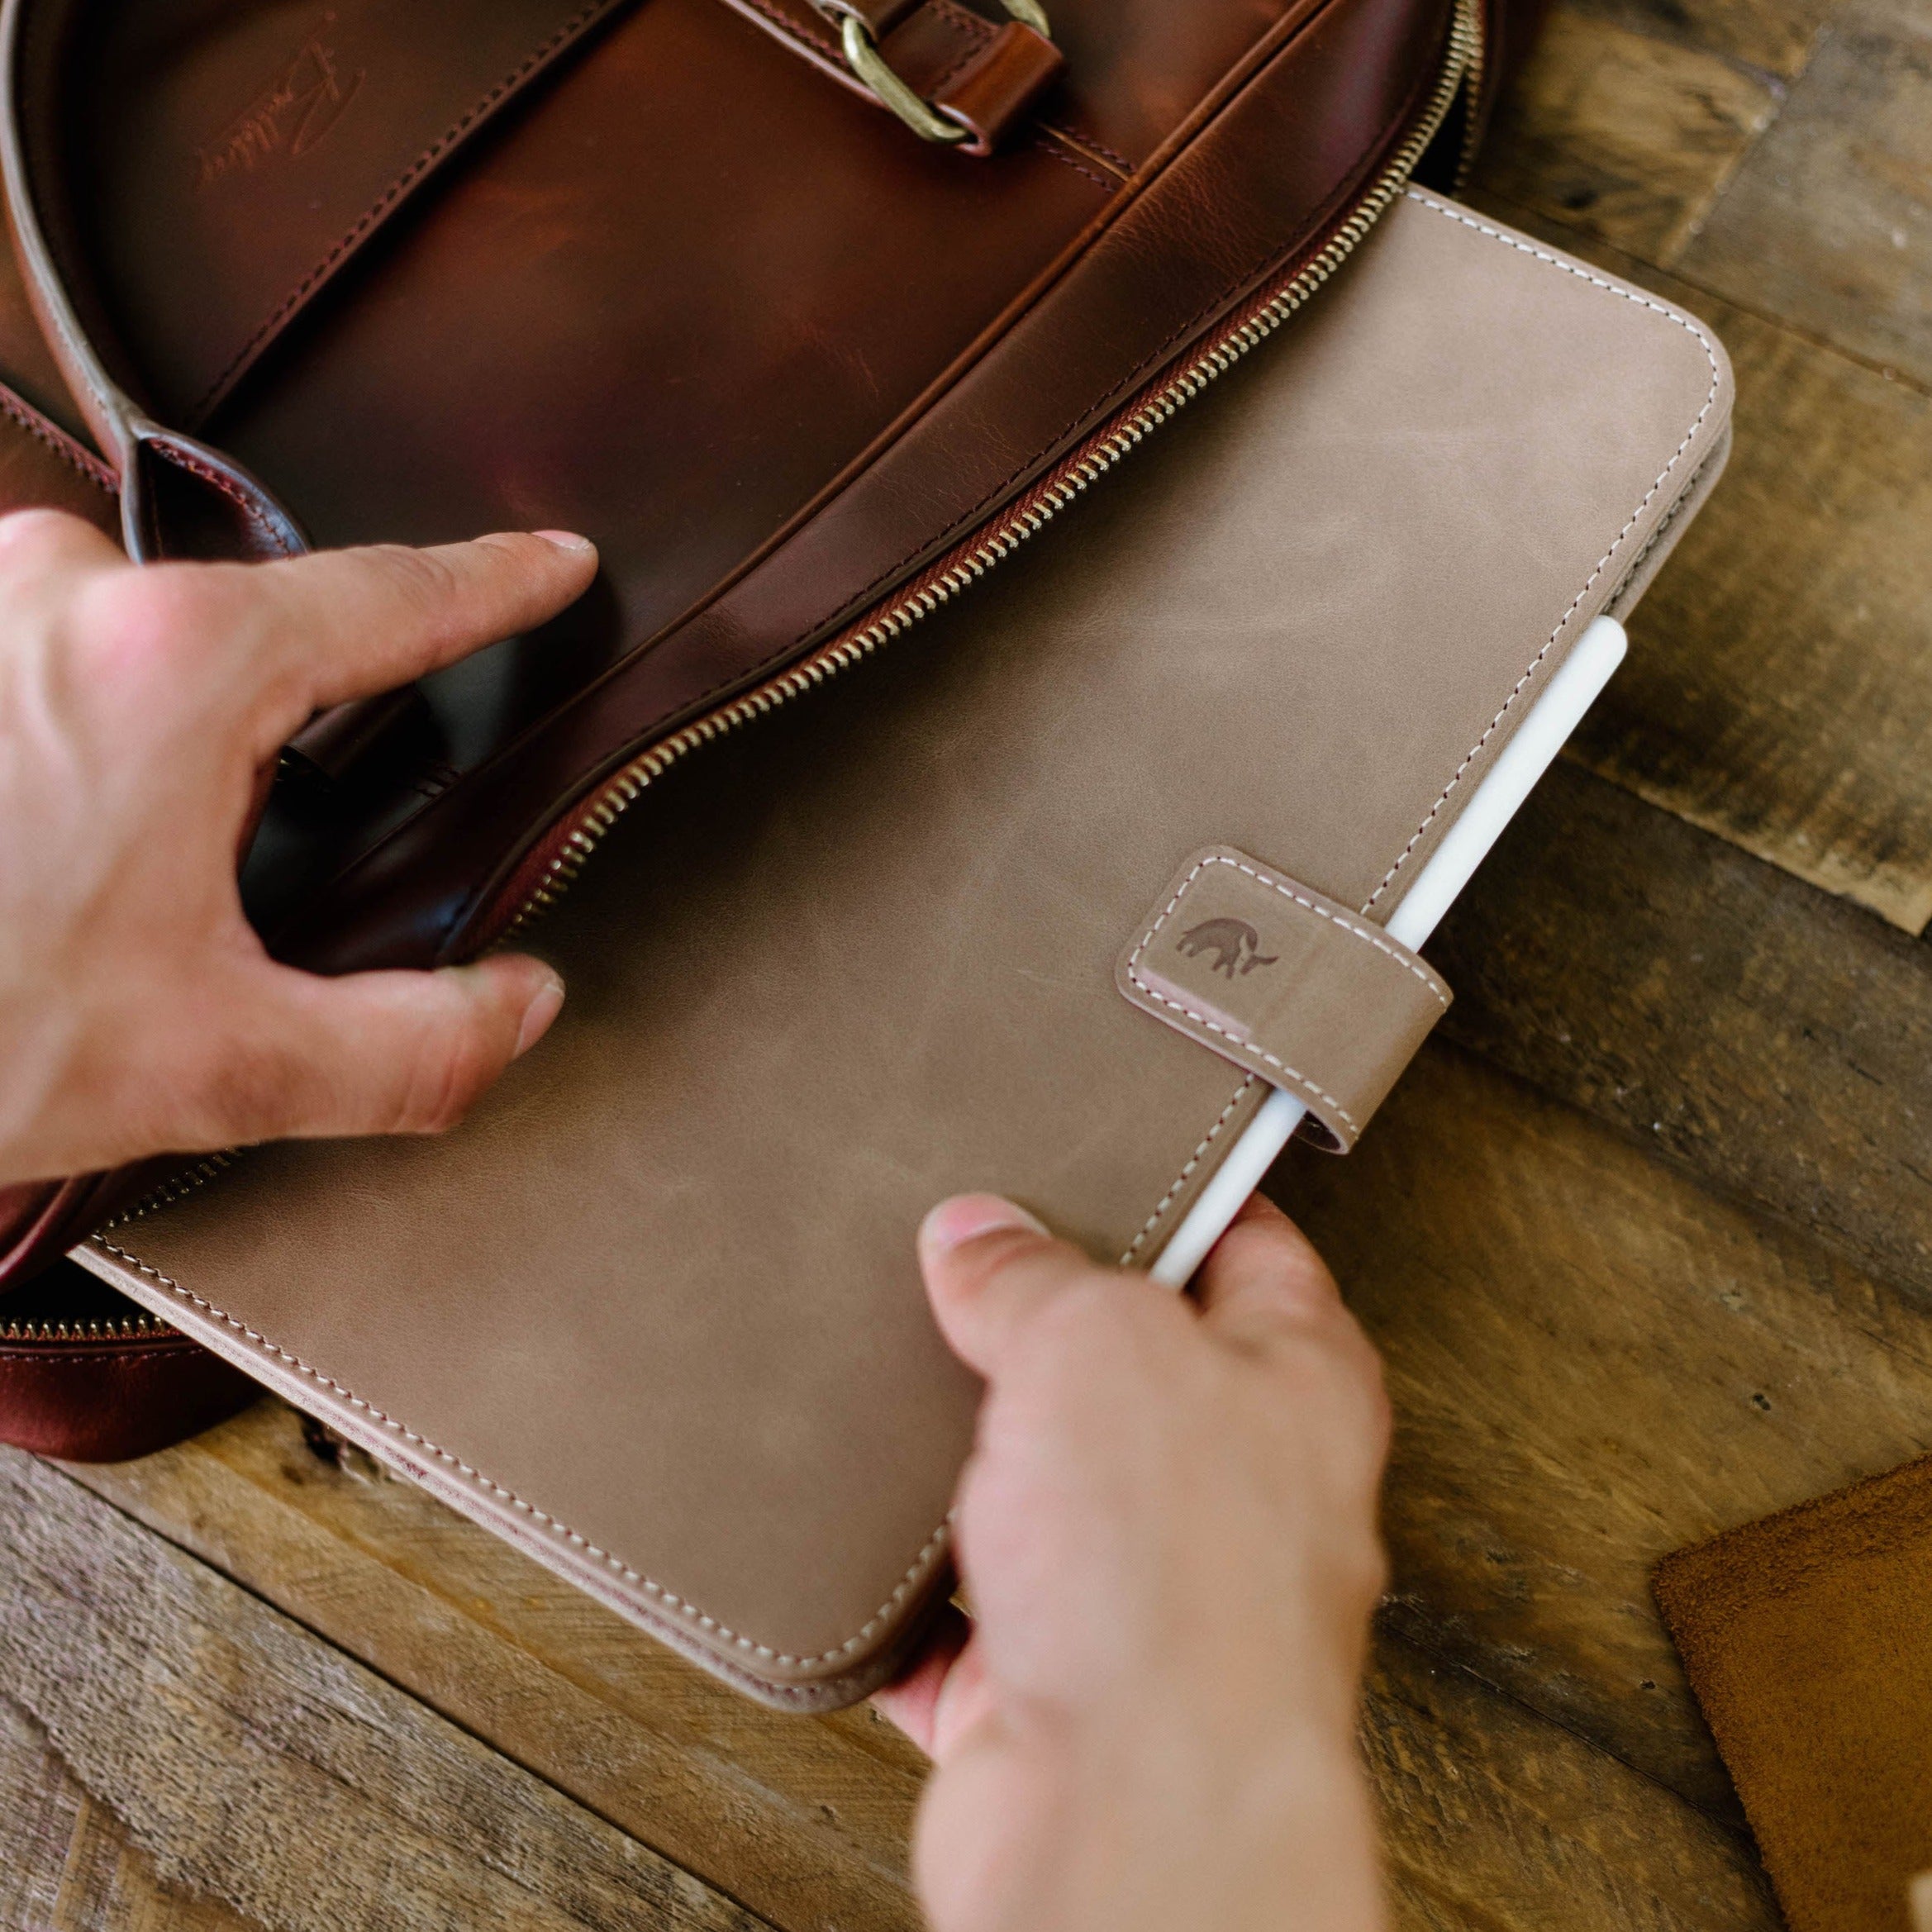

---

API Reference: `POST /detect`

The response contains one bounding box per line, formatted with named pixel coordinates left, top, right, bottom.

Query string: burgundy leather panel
left=0, top=372, right=112, bottom=513
left=253, top=0, right=1453, bottom=973
left=935, top=21, right=1067, bottom=155
left=71, top=0, right=633, bottom=426
left=735, top=0, right=1321, bottom=175
left=0, top=1330, right=257, bottom=1459
left=668, top=0, right=1451, bottom=703
left=0, top=207, right=77, bottom=431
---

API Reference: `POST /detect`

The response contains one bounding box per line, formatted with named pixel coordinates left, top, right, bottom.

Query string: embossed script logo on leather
left=1175, top=918, right=1278, bottom=979
left=195, top=23, right=364, bottom=190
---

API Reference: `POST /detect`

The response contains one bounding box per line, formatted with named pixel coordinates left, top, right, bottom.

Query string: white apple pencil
left=1148, top=613, right=1627, bottom=1286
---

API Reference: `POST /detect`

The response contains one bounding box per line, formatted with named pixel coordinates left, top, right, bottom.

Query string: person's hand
left=0, top=507, right=597, bottom=1187
left=878, top=1192, right=1391, bottom=1932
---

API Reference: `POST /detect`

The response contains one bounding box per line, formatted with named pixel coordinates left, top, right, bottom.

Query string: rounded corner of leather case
left=651, top=1579, right=948, bottom=1713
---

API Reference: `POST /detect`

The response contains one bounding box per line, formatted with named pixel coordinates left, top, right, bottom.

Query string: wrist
left=1049, top=1704, right=1379, bottom=1932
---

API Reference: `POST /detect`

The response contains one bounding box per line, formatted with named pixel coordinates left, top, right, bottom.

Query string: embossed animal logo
left=1176, top=917, right=1278, bottom=979
left=195, top=31, right=364, bottom=190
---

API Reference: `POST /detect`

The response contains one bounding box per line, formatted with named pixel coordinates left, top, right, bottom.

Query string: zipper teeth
left=97, top=3, right=1478, bottom=1230
left=498, top=0, right=1480, bottom=940
left=1453, top=0, right=1487, bottom=192
left=0, top=1315, right=174, bottom=1343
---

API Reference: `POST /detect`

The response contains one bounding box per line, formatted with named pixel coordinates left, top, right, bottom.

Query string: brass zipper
left=96, top=0, right=1478, bottom=1235
left=497, top=0, right=1482, bottom=939
left=1, top=1313, right=173, bottom=1343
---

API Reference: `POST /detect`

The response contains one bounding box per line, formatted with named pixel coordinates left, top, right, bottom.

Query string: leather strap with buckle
left=813, top=0, right=1064, bottom=154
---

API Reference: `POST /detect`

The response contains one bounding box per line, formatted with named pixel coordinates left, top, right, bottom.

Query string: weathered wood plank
left=1472, top=0, right=1932, bottom=923
left=1430, top=759, right=1932, bottom=1301
left=56, top=1395, right=1780, bottom=1931
left=1470, top=5, right=1776, bottom=263
left=0, top=1693, right=264, bottom=1932
left=1675, top=0, right=1932, bottom=388
left=1563, top=0, right=1840, bottom=82
left=1270, top=1040, right=1932, bottom=1822
left=64, top=1399, right=926, bottom=1932
left=0, top=1447, right=769, bottom=1932
left=1367, top=1633, right=1776, bottom=1930
left=1570, top=265, right=1932, bottom=931
left=1456, top=198, right=1932, bottom=930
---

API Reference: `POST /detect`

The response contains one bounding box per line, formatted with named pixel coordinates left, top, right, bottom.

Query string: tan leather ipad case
left=79, top=193, right=1734, bottom=1707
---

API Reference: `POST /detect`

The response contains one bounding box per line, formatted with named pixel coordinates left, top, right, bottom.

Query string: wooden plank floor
left=6, top=0, right=1929, bottom=1921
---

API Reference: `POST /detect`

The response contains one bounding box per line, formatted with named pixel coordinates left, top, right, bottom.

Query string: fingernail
left=920, top=1194, right=1048, bottom=1255
left=514, top=972, right=567, bottom=1057
left=533, top=530, right=596, bottom=554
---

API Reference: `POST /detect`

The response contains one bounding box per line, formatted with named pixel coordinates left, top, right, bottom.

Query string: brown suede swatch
left=1655, top=1454, right=1932, bottom=1932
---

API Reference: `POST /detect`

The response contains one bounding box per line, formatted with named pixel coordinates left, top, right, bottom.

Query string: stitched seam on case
left=1604, top=445, right=1714, bottom=611
left=1127, top=189, right=1724, bottom=1254
left=1361, top=190, right=1725, bottom=915
left=0, top=383, right=116, bottom=494
left=92, top=1237, right=951, bottom=1675
left=1054, top=126, right=1132, bottom=175
left=1120, top=1078, right=1256, bottom=1263
left=1132, top=999, right=1355, bottom=1127
left=921, top=1, right=995, bottom=95
left=188, top=1, right=616, bottom=421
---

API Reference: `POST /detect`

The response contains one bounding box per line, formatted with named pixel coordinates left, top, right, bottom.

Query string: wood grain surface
left=1430, top=760, right=1932, bottom=1297
left=0, top=1448, right=769, bottom=1932
left=1365, top=1635, right=1777, bottom=1930
left=7, top=0, right=1930, bottom=1920
left=1563, top=259, right=1932, bottom=930
left=62, top=1397, right=1789, bottom=1932
left=0, top=1696, right=259, bottom=1932
left=1677, top=0, right=1932, bottom=388
left=1471, top=0, right=1932, bottom=929
left=65, top=1402, right=927, bottom=1932
left=1273, top=1040, right=1932, bottom=1821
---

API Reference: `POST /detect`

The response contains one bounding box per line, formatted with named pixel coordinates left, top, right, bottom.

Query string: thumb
left=917, top=1194, right=1122, bottom=1379
left=208, top=954, right=564, bottom=1146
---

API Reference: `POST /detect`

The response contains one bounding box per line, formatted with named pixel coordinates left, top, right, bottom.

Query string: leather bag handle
left=0, top=0, right=309, bottom=564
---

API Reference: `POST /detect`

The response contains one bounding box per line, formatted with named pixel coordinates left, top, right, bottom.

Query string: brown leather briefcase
left=0, top=0, right=1539, bottom=1457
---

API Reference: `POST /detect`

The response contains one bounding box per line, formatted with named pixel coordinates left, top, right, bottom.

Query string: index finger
left=239, top=530, right=598, bottom=722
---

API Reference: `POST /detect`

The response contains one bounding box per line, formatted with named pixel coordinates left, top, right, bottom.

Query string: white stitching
left=1119, top=1078, right=1257, bottom=1263
left=1360, top=191, right=1725, bottom=914
left=1123, top=854, right=1450, bottom=1137
left=90, top=1238, right=949, bottom=1677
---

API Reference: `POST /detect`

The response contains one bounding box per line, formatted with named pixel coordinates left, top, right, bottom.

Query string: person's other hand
left=878, top=1192, right=1391, bottom=1932
left=0, top=507, right=597, bottom=1187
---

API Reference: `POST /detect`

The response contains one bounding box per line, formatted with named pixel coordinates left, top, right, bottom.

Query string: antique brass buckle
left=822, top=0, right=1052, bottom=145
